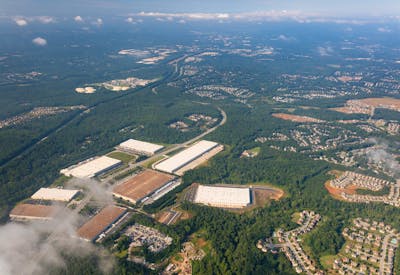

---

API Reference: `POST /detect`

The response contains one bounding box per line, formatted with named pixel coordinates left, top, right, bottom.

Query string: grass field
left=107, top=151, right=137, bottom=163
left=143, top=155, right=166, bottom=169
left=320, top=255, right=336, bottom=270
left=248, top=146, right=261, bottom=155
left=50, top=175, right=71, bottom=187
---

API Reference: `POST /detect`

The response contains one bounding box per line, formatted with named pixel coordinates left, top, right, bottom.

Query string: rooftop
left=61, top=156, right=121, bottom=178
left=77, top=205, right=127, bottom=241
left=119, top=139, right=164, bottom=154
left=113, top=170, right=175, bottom=203
left=10, top=204, right=57, bottom=219
left=155, top=140, right=218, bottom=173
left=194, top=185, right=251, bottom=208
left=31, top=188, right=80, bottom=202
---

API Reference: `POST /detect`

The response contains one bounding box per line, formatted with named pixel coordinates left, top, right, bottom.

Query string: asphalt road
left=102, top=106, right=227, bottom=183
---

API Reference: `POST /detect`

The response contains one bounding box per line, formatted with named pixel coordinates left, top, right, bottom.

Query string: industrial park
left=6, top=131, right=232, bottom=270
left=2, top=8, right=400, bottom=273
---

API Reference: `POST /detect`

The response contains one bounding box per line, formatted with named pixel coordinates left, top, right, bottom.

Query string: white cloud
left=377, top=27, right=391, bottom=32
left=273, top=34, right=295, bottom=41
left=135, top=11, right=382, bottom=24
left=32, top=37, right=47, bottom=46
left=92, top=18, right=103, bottom=26
left=74, top=16, right=84, bottom=23
left=138, top=12, right=232, bottom=21
left=317, top=46, right=334, bottom=56
left=125, top=17, right=134, bottom=23
left=14, top=18, right=28, bottom=26
left=37, top=16, right=55, bottom=24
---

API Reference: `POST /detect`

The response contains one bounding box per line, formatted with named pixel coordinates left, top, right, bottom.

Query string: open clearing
left=107, top=151, right=137, bottom=163
left=325, top=180, right=357, bottom=200
left=272, top=113, right=325, bottom=123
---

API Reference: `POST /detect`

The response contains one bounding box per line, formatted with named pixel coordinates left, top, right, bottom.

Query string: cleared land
left=253, top=187, right=284, bottom=206
left=333, top=97, right=400, bottom=114
left=272, top=113, right=325, bottom=123
left=113, top=170, right=175, bottom=204
left=325, top=181, right=357, bottom=200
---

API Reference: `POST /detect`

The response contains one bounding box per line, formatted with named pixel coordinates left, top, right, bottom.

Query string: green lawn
left=320, top=255, right=336, bottom=270
left=107, top=151, right=137, bottom=163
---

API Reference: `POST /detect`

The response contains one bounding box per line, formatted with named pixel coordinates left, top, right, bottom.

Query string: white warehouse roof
left=31, top=188, right=80, bottom=202
left=118, top=139, right=164, bottom=155
left=194, top=185, right=251, bottom=208
left=61, top=156, right=122, bottom=178
left=155, top=140, right=219, bottom=174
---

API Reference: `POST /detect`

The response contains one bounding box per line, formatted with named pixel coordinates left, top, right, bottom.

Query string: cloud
left=377, top=27, right=391, bottom=32
left=273, top=34, right=295, bottom=41
left=126, top=17, right=134, bottom=23
left=92, top=18, right=103, bottom=26
left=37, top=16, right=56, bottom=24
left=135, top=11, right=380, bottom=24
left=74, top=16, right=84, bottom=23
left=32, top=37, right=47, bottom=46
left=0, top=177, right=116, bottom=275
left=366, top=138, right=400, bottom=178
left=0, top=207, right=112, bottom=275
left=13, top=16, right=56, bottom=26
left=317, top=46, right=334, bottom=56
left=14, top=18, right=28, bottom=26
left=138, top=11, right=232, bottom=21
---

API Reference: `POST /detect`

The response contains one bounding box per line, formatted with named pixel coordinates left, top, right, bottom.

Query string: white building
left=31, top=188, right=80, bottom=202
left=117, top=139, right=164, bottom=156
left=194, top=185, right=251, bottom=208
left=60, top=156, right=122, bottom=178
left=155, top=140, right=219, bottom=174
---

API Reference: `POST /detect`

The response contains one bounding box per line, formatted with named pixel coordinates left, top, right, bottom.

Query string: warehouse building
left=113, top=170, right=178, bottom=204
left=31, top=188, right=80, bottom=202
left=154, top=140, right=222, bottom=175
left=10, top=204, right=57, bottom=221
left=60, top=156, right=122, bottom=178
left=117, top=139, right=164, bottom=156
left=77, top=205, right=127, bottom=242
left=194, top=185, right=251, bottom=209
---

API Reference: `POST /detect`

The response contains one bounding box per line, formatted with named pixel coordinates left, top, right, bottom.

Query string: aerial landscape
left=0, top=0, right=400, bottom=274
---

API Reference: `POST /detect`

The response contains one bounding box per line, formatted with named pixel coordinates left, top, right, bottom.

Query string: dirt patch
left=156, top=211, right=171, bottom=224
left=325, top=181, right=357, bottom=200
left=332, top=97, right=400, bottom=114
left=272, top=113, right=324, bottom=123
left=254, top=188, right=284, bottom=205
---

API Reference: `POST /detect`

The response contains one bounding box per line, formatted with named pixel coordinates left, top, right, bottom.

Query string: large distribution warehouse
left=154, top=140, right=221, bottom=175
left=9, top=204, right=57, bottom=221
left=117, top=139, right=164, bottom=156
left=31, top=188, right=80, bottom=202
left=77, top=205, right=127, bottom=242
left=194, top=185, right=251, bottom=209
left=60, top=156, right=122, bottom=178
left=113, top=170, right=178, bottom=204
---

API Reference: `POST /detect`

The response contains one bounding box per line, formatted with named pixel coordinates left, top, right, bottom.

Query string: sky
left=2, top=0, right=400, bottom=18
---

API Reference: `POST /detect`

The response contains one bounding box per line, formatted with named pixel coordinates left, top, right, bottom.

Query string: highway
left=0, top=51, right=202, bottom=169
left=22, top=52, right=228, bottom=273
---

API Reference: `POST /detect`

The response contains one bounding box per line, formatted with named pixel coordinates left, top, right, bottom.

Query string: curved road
left=0, top=52, right=204, bottom=169
left=102, top=106, right=227, bottom=182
